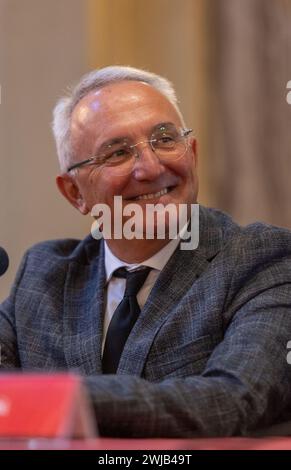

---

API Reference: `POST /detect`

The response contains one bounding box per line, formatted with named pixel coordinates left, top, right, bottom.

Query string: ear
left=56, top=174, right=89, bottom=215
left=190, top=137, right=198, bottom=167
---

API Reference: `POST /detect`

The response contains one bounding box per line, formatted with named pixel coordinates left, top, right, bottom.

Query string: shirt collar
left=104, top=216, right=191, bottom=283
left=104, top=236, right=180, bottom=283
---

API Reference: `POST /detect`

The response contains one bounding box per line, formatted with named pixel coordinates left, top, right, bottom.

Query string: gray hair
left=52, top=65, right=184, bottom=173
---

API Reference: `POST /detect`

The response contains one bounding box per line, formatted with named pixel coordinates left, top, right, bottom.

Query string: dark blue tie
left=102, top=267, right=151, bottom=374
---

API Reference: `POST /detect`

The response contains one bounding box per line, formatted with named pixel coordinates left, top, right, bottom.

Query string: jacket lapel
left=63, top=239, right=106, bottom=375
left=117, top=206, right=225, bottom=376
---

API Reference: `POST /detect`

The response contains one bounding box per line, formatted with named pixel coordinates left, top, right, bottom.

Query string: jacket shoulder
left=201, top=206, right=291, bottom=253
left=25, top=235, right=102, bottom=265
left=229, top=220, right=291, bottom=258
left=16, top=236, right=103, bottom=289
left=7, top=236, right=103, bottom=298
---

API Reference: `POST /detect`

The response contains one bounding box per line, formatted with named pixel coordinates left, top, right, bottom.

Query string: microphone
left=0, top=246, right=9, bottom=276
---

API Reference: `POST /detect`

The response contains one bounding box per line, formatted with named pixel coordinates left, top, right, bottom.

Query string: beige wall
left=0, top=0, right=89, bottom=300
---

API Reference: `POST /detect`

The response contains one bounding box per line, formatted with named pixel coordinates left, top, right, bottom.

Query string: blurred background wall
left=0, top=0, right=88, bottom=299
left=208, top=0, right=291, bottom=227
left=0, top=0, right=291, bottom=299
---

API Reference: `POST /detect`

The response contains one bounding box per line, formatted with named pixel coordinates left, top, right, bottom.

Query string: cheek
left=169, top=155, right=195, bottom=180
left=183, top=152, right=198, bottom=180
left=101, top=171, right=131, bottom=198
left=85, top=170, right=130, bottom=204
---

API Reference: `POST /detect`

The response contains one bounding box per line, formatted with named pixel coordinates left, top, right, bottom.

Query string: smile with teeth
left=135, top=187, right=169, bottom=201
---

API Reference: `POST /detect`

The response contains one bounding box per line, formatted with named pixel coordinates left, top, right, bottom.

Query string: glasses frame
left=67, top=127, right=193, bottom=173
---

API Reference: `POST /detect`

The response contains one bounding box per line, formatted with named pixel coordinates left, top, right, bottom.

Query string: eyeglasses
left=67, top=124, right=193, bottom=176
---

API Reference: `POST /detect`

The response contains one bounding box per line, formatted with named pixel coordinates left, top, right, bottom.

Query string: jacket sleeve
left=0, top=253, right=28, bottom=369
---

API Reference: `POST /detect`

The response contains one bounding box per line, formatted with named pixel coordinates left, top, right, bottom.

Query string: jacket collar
left=117, top=206, right=229, bottom=375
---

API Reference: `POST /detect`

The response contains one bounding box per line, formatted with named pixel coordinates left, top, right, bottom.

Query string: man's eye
left=155, top=135, right=176, bottom=147
left=161, top=136, right=174, bottom=142
left=105, top=148, right=131, bottom=162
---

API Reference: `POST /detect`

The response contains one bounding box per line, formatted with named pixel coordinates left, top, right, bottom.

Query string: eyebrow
left=93, top=121, right=176, bottom=155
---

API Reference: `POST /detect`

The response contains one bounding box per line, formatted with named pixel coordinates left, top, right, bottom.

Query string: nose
left=131, top=142, right=166, bottom=181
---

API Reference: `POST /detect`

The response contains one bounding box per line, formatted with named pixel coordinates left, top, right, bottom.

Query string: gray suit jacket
left=1, top=206, right=291, bottom=437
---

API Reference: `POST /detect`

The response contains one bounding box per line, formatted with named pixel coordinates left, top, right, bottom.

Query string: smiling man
left=56, top=79, right=198, bottom=261
left=1, top=66, right=291, bottom=437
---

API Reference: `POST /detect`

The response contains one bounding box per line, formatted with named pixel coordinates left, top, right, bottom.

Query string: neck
left=105, top=237, right=172, bottom=263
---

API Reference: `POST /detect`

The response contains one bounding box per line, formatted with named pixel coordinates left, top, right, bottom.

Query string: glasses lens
left=151, top=126, right=188, bottom=162
left=101, top=140, right=135, bottom=176
left=96, top=127, right=190, bottom=177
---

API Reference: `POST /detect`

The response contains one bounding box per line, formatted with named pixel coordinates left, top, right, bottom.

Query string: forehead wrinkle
left=70, top=82, right=183, bottom=159
left=73, top=81, right=181, bottom=130
left=93, top=120, right=179, bottom=156
left=92, top=101, right=181, bottom=141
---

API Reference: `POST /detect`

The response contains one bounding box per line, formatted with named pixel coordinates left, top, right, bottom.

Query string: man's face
left=65, top=81, right=198, bottom=236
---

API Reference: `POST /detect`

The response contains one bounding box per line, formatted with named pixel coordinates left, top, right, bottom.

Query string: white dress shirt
left=102, top=237, right=181, bottom=353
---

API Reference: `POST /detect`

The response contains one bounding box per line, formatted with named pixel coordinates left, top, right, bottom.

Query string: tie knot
left=114, top=267, right=151, bottom=297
